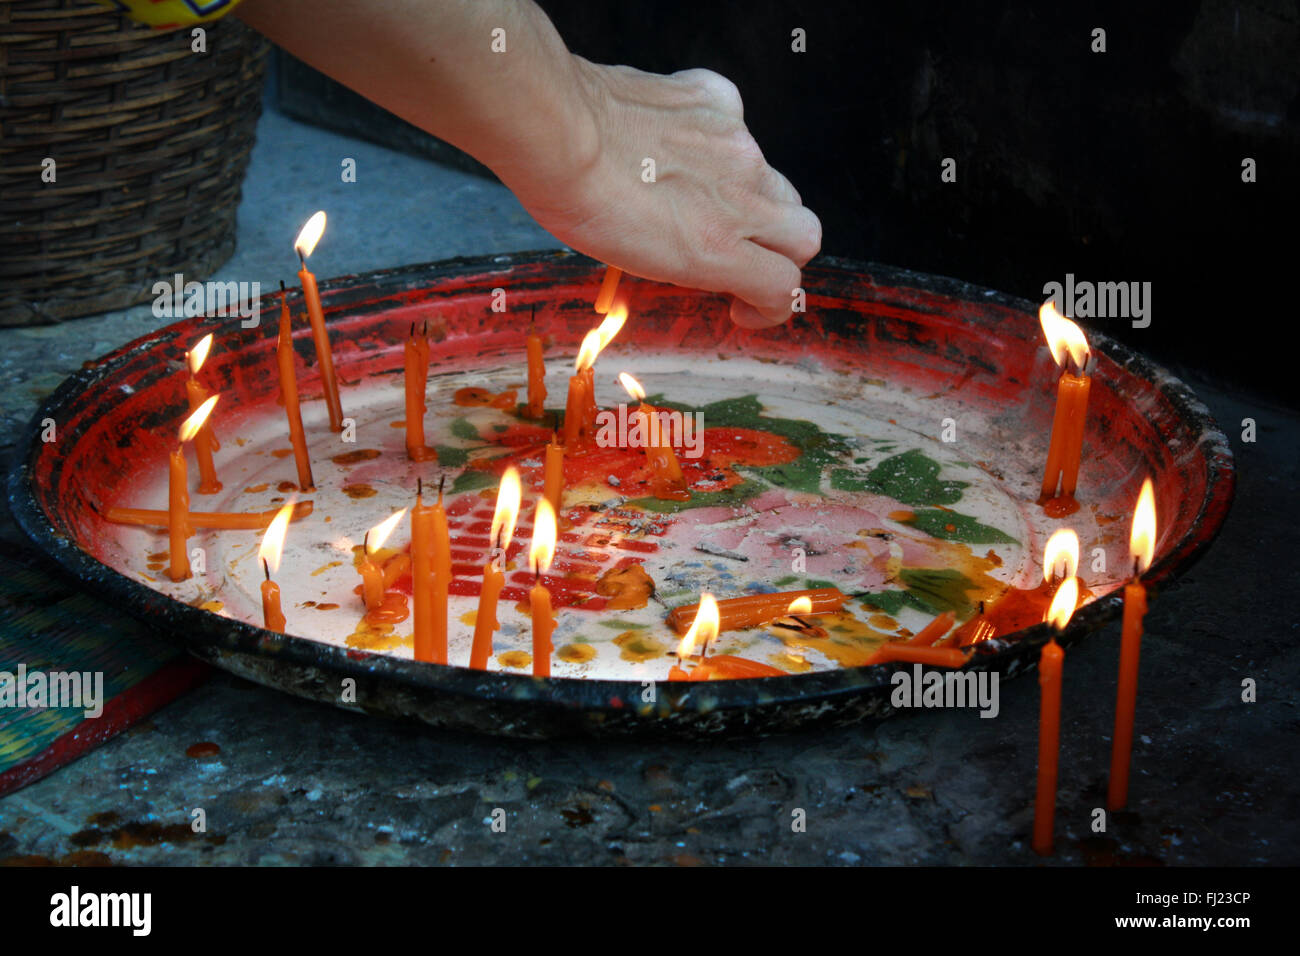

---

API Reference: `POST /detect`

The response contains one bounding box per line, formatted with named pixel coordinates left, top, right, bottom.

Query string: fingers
left=760, top=166, right=801, bottom=205
left=748, top=196, right=822, bottom=269
left=710, top=239, right=803, bottom=327
left=672, top=68, right=744, bottom=119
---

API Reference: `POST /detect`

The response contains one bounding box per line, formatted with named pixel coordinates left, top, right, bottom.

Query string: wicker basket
left=0, top=0, right=269, bottom=326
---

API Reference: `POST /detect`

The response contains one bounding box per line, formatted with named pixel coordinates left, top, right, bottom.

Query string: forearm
left=237, top=0, right=597, bottom=189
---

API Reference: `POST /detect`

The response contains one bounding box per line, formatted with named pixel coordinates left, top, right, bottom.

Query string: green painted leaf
left=858, top=590, right=929, bottom=616
left=859, top=449, right=968, bottom=505
left=804, top=579, right=836, bottom=590
left=902, top=509, right=1016, bottom=544
left=598, top=619, right=648, bottom=630
left=772, top=575, right=800, bottom=587
left=450, top=417, right=479, bottom=441
left=625, top=479, right=764, bottom=514
left=433, top=445, right=468, bottom=468
left=450, top=469, right=497, bottom=495
left=897, top=568, right=985, bottom=618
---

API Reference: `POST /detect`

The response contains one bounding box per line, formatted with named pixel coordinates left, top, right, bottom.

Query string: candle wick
left=1133, top=556, right=1141, bottom=579
left=364, top=530, right=371, bottom=555
left=979, top=600, right=986, bottom=614
left=417, top=476, right=423, bottom=498
left=297, top=250, right=306, bottom=270
left=438, top=473, right=446, bottom=505
left=262, top=558, right=270, bottom=582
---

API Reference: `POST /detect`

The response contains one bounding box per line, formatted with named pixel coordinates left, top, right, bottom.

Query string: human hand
left=502, top=60, right=822, bottom=328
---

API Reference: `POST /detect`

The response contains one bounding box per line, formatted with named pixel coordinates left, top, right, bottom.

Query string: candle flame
left=294, top=211, right=327, bottom=259
left=618, top=372, right=646, bottom=403
left=787, top=596, right=813, bottom=615
left=1039, top=301, right=1090, bottom=371
left=188, top=333, right=213, bottom=376
left=179, top=394, right=218, bottom=443
left=677, top=593, right=720, bottom=659
left=596, top=302, right=627, bottom=349
left=366, top=508, right=408, bottom=555
left=1045, top=576, right=1079, bottom=630
left=258, top=500, right=295, bottom=576
left=529, top=497, right=557, bottom=576
left=574, top=329, right=603, bottom=372
left=1042, top=528, right=1079, bottom=583
left=490, top=467, right=523, bottom=554
left=1130, top=477, right=1156, bottom=575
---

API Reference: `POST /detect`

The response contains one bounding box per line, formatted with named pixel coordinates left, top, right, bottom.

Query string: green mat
left=0, top=539, right=208, bottom=794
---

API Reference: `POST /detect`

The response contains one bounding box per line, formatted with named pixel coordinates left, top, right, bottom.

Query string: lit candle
left=359, top=509, right=407, bottom=612
left=276, top=284, right=315, bottom=491
left=1038, top=302, right=1092, bottom=516
left=669, top=593, right=720, bottom=680
left=185, top=334, right=221, bottom=494
left=470, top=467, right=521, bottom=670
left=619, top=372, right=688, bottom=500
left=294, top=211, right=344, bottom=433
left=564, top=330, right=598, bottom=450
left=257, top=501, right=295, bottom=633
left=1108, top=477, right=1156, bottom=811
left=594, top=265, right=623, bottom=314
left=668, top=587, right=847, bottom=635
left=543, top=431, right=564, bottom=517
left=563, top=306, right=627, bottom=452
left=168, top=395, right=218, bottom=581
left=528, top=497, right=558, bottom=677
left=404, top=322, right=436, bottom=461
left=526, top=322, right=547, bottom=419
left=1034, top=574, right=1079, bottom=856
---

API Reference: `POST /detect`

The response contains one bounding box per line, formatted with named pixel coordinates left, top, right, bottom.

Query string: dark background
left=276, top=0, right=1298, bottom=402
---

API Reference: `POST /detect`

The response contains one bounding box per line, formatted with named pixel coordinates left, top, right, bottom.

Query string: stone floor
left=0, top=106, right=1296, bottom=866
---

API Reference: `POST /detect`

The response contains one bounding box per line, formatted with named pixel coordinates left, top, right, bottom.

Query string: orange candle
left=470, top=468, right=521, bottom=669
left=1038, top=302, right=1092, bottom=515
left=668, top=593, right=720, bottom=680
left=294, top=211, right=343, bottom=433
left=106, top=500, right=313, bottom=530
left=411, top=485, right=435, bottom=662
left=594, top=265, right=622, bottom=314
left=430, top=485, right=451, bottom=666
left=167, top=445, right=191, bottom=582
left=168, top=395, right=219, bottom=581
left=276, top=288, right=315, bottom=491
left=866, top=643, right=968, bottom=668
left=185, top=334, right=221, bottom=494
left=404, top=325, right=436, bottom=461
left=382, top=552, right=410, bottom=590
left=563, top=334, right=595, bottom=450
left=360, top=509, right=407, bottom=612
left=1034, top=575, right=1078, bottom=856
left=526, top=331, right=547, bottom=419
left=257, top=502, right=295, bottom=633
left=543, top=432, right=564, bottom=516
left=410, top=481, right=450, bottom=664
left=619, top=373, right=688, bottom=500
left=669, top=587, right=846, bottom=634
left=1108, top=477, right=1156, bottom=811
left=528, top=498, right=558, bottom=677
